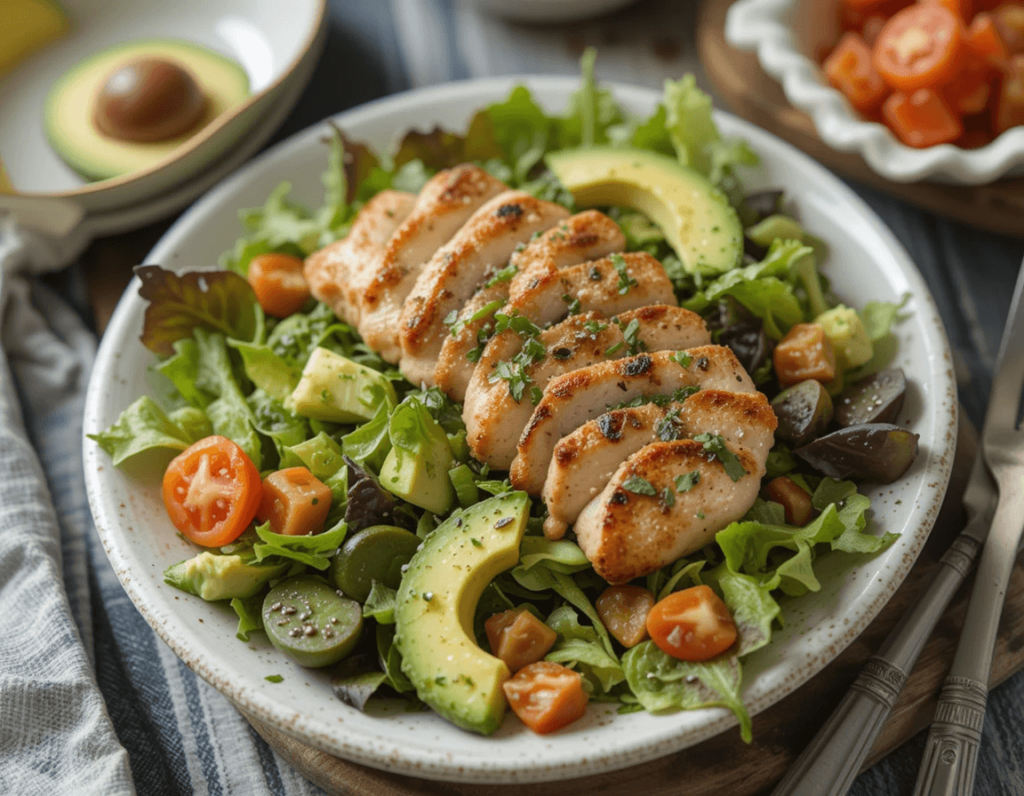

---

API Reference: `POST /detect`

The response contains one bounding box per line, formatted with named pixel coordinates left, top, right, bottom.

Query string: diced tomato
left=774, top=323, right=837, bottom=387
left=162, top=436, right=262, bottom=547
left=968, top=13, right=1011, bottom=64
left=873, top=4, right=966, bottom=90
left=918, top=0, right=973, bottom=24
left=943, top=52, right=995, bottom=112
left=993, top=54, right=1024, bottom=134
left=485, top=609, right=557, bottom=672
left=596, top=585, right=655, bottom=648
left=992, top=3, right=1024, bottom=55
left=883, top=88, right=965, bottom=145
left=502, top=661, right=589, bottom=734
left=247, top=253, right=311, bottom=318
left=825, top=33, right=891, bottom=112
left=646, top=586, right=738, bottom=662
left=257, top=467, right=332, bottom=536
left=763, top=476, right=814, bottom=525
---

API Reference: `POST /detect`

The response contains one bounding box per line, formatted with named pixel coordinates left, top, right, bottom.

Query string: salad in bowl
left=85, top=55, right=953, bottom=780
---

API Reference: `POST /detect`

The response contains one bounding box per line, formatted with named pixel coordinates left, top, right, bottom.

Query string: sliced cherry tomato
left=247, top=253, right=310, bottom=318
left=873, top=4, right=965, bottom=90
left=162, top=436, right=262, bottom=547
left=257, top=467, right=332, bottom=536
left=992, top=3, right=1024, bottom=55
left=596, top=585, right=655, bottom=648
left=485, top=609, right=557, bottom=672
left=825, top=33, right=891, bottom=112
left=883, top=87, right=965, bottom=145
left=646, top=585, right=738, bottom=662
left=968, top=13, right=1011, bottom=64
left=993, top=54, right=1024, bottom=134
left=502, top=661, right=589, bottom=734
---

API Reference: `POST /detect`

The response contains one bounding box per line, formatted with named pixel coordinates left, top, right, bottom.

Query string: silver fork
left=913, top=258, right=1024, bottom=796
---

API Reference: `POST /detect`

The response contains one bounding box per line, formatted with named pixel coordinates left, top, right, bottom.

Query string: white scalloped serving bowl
left=726, top=0, right=1024, bottom=184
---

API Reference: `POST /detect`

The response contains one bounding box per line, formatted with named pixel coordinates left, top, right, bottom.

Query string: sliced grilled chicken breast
left=574, top=440, right=764, bottom=584
left=509, top=346, right=756, bottom=495
left=303, top=190, right=416, bottom=325
left=434, top=210, right=625, bottom=402
left=464, top=306, right=710, bottom=470
left=542, top=390, right=777, bottom=538
left=398, top=191, right=569, bottom=387
left=356, top=165, right=507, bottom=362
left=463, top=251, right=676, bottom=452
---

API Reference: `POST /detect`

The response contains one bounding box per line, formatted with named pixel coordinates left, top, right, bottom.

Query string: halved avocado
left=44, top=38, right=249, bottom=181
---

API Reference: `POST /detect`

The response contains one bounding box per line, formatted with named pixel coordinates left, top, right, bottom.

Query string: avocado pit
left=93, top=57, right=207, bottom=143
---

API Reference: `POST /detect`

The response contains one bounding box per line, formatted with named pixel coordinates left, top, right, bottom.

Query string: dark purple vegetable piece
left=771, top=379, right=834, bottom=446
left=794, top=423, right=919, bottom=484
left=330, top=654, right=388, bottom=711
left=834, top=368, right=907, bottom=428
left=135, top=265, right=259, bottom=357
left=743, top=189, right=785, bottom=224
left=344, top=456, right=415, bottom=533
left=708, top=299, right=775, bottom=376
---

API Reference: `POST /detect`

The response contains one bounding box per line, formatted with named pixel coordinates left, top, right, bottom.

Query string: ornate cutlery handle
left=912, top=675, right=987, bottom=796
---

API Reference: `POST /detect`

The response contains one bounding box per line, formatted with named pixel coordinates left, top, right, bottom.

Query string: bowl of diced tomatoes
left=726, top=0, right=1024, bottom=183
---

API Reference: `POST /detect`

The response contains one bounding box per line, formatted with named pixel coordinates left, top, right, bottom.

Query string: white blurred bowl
left=726, top=0, right=1024, bottom=184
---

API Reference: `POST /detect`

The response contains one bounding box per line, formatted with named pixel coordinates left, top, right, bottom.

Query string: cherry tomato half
left=873, top=4, right=965, bottom=91
left=645, top=585, right=738, bottom=662
left=162, top=435, right=262, bottom=547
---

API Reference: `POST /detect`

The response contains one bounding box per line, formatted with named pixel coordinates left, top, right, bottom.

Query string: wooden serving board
left=244, top=411, right=1024, bottom=796
left=698, top=0, right=1024, bottom=239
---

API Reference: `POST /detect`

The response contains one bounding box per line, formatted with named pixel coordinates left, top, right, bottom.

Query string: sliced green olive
left=328, top=525, right=421, bottom=602
left=834, top=368, right=906, bottom=428
left=794, top=423, right=919, bottom=484
left=263, top=576, right=362, bottom=668
left=771, top=379, right=834, bottom=447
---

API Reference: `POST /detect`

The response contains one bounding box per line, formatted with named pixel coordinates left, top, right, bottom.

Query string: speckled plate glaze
left=82, top=77, right=958, bottom=784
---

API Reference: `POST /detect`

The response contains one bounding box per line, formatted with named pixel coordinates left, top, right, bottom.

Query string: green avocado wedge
left=546, top=146, right=743, bottom=276
left=394, top=492, right=530, bottom=735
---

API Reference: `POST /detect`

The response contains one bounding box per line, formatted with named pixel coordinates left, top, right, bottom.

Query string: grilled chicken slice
left=434, top=210, right=625, bottom=402
left=464, top=251, right=676, bottom=453
left=464, top=306, right=710, bottom=470
left=398, top=191, right=569, bottom=387
left=574, top=440, right=764, bottom=584
left=303, top=190, right=416, bottom=326
left=356, top=165, right=507, bottom=362
left=542, top=390, right=777, bottom=538
left=509, top=346, right=756, bottom=495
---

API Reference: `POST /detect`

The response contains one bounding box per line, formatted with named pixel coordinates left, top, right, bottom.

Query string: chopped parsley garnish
left=661, top=487, right=675, bottom=508
left=610, top=253, right=638, bottom=295
left=693, top=433, right=747, bottom=481
left=444, top=298, right=506, bottom=338
left=655, top=407, right=683, bottom=441
left=583, top=320, right=608, bottom=335
left=605, top=385, right=700, bottom=412
left=674, top=470, right=701, bottom=493
left=621, top=475, right=657, bottom=496
left=485, top=262, right=518, bottom=288
left=672, top=350, right=693, bottom=368
left=265, top=674, right=284, bottom=683
left=488, top=313, right=547, bottom=403
left=561, top=293, right=582, bottom=315
left=605, top=317, right=646, bottom=357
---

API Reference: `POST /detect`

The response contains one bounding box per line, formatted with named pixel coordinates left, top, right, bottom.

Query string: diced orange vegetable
left=968, top=13, right=1010, bottom=64
left=774, top=323, right=837, bottom=387
left=502, top=661, right=589, bottom=734
left=596, top=585, right=655, bottom=648
left=825, top=33, right=891, bottom=112
left=993, top=54, right=1024, bottom=134
left=873, top=4, right=965, bottom=91
left=485, top=609, right=557, bottom=672
left=645, top=586, right=738, bottom=662
left=883, top=88, right=965, bottom=145
left=247, top=253, right=310, bottom=318
left=257, top=467, right=332, bottom=536
left=943, top=52, right=995, bottom=112
left=763, top=476, right=814, bottom=526
left=992, top=3, right=1024, bottom=55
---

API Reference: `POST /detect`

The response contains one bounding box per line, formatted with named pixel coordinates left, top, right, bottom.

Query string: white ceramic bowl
left=726, top=0, right=1024, bottom=184
left=83, top=76, right=957, bottom=784
left=0, top=0, right=326, bottom=213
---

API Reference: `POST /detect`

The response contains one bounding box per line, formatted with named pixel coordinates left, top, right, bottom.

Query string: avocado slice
left=546, top=146, right=743, bottom=275
left=288, top=347, right=397, bottom=424
left=163, top=552, right=287, bottom=602
left=394, top=492, right=530, bottom=735
left=379, top=398, right=455, bottom=515
left=44, top=38, right=249, bottom=181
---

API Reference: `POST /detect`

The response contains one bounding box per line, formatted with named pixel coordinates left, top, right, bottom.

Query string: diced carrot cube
left=882, top=88, right=964, bottom=146
left=824, top=32, right=890, bottom=112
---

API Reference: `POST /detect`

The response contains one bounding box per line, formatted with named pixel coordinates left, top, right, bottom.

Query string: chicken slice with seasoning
left=464, top=305, right=710, bottom=470
left=542, top=389, right=776, bottom=539
left=303, top=190, right=416, bottom=326
left=356, top=165, right=507, bottom=362
left=509, top=346, right=756, bottom=495
left=398, top=191, right=569, bottom=387
left=434, top=210, right=625, bottom=402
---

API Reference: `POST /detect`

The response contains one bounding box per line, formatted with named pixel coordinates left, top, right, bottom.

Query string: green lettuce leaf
left=362, top=580, right=398, bottom=625
left=341, top=401, right=392, bottom=473
left=230, top=594, right=264, bottom=642
left=253, top=520, right=348, bottom=570
left=88, top=395, right=194, bottom=467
